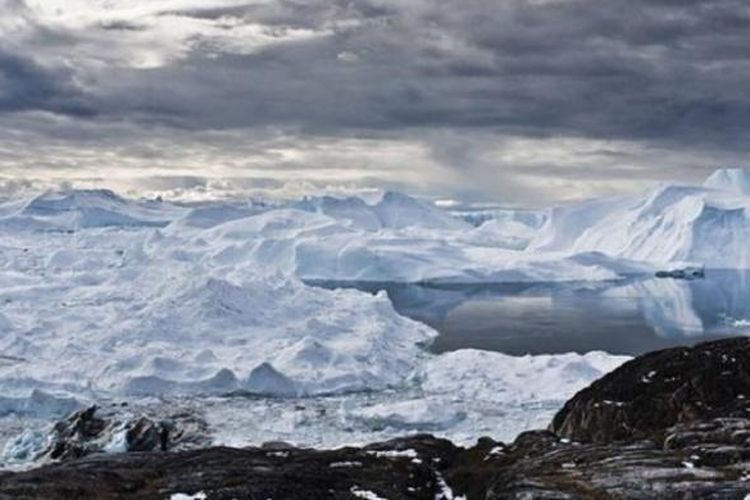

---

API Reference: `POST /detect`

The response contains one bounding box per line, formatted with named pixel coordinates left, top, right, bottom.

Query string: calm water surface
left=312, top=270, right=750, bottom=356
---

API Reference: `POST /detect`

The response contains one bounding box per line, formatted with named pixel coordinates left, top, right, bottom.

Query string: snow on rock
left=350, top=487, right=388, bottom=500
left=704, top=168, right=750, bottom=196
left=169, top=492, right=207, bottom=500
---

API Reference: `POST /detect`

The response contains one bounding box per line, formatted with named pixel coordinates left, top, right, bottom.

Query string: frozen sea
left=2, top=170, right=750, bottom=467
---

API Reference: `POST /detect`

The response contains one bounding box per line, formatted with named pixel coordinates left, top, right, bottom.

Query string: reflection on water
left=311, top=270, right=750, bottom=356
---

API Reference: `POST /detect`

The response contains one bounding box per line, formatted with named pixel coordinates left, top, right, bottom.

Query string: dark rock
left=0, top=436, right=458, bottom=500
left=551, top=337, right=750, bottom=443
left=6, top=426, right=750, bottom=499
left=6, top=338, right=750, bottom=499
left=125, top=417, right=170, bottom=452
left=45, top=406, right=108, bottom=460
left=36, top=405, right=209, bottom=462
left=472, top=421, right=750, bottom=499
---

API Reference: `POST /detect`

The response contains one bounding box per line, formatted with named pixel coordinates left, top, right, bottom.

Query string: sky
left=1, top=0, right=749, bottom=206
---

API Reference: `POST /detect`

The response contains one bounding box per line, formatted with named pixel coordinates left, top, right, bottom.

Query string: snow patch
left=351, top=486, right=388, bottom=500
left=169, top=493, right=207, bottom=500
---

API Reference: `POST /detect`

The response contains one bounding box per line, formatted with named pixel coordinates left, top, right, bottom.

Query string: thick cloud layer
left=1, top=0, right=749, bottom=204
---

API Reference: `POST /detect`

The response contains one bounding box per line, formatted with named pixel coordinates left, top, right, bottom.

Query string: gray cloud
left=78, top=0, right=750, bottom=146
left=1, top=0, right=750, bottom=203
left=0, top=48, right=92, bottom=116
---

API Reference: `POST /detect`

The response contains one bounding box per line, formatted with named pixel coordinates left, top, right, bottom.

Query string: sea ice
left=0, top=171, right=748, bottom=458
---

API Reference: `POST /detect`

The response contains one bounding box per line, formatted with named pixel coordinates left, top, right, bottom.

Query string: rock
left=551, top=337, right=750, bottom=443
left=5, top=426, right=750, bottom=499
left=45, top=406, right=108, bottom=460
left=125, top=417, right=170, bottom=452
left=34, top=405, right=210, bottom=462
left=469, top=420, right=750, bottom=499
left=0, top=436, right=458, bottom=500
left=5, top=338, right=750, bottom=498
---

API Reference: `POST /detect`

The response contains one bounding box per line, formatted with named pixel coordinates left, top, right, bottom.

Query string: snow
left=296, top=191, right=471, bottom=231
left=0, top=391, right=82, bottom=419
left=191, top=348, right=629, bottom=450
left=169, top=493, right=207, bottom=500
left=351, top=487, right=388, bottom=500
left=368, top=448, right=419, bottom=459
left=1, top=189, right=179, bottom=231
left=435, top=471, right=466, bottom=500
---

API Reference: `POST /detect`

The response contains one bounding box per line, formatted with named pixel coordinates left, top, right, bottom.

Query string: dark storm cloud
left=47, top=0, right=739, bottom=154
left=98, top=20, right=148, bottom=32
left=7, top=0, right=750, bottom=148
left=0, top=49, right=93, bottom=117
left=3, top=0, right=750, bottom=203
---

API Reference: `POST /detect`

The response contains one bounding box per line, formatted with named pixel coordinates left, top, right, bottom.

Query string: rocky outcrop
left=13, top=404, right=211, bottom=463
left=4, top=338, right=750, bottom=499
left=45, top=407, right=173, bottom=460
left=0, top=435, right=461, bottom=500
left=551, top=337, right=750, bottom=443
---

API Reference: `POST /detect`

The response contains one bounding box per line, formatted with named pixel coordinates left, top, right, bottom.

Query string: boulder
left=551, top=337, right=750, bottom=443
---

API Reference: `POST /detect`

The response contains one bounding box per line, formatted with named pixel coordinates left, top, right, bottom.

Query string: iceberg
left=0, top=263, right=436, bottom=398
left=0, top=189, right=181, bottom=231
left=704, top=168, right=750, bottom=196
left=530, top=178, right=750, bottom=269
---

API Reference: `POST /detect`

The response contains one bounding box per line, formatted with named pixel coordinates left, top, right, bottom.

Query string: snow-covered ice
left=704, top=168, right=750, bottom=196
left=531, top=178, right=750, bottom=269
left=0, top=168, right=749, bottom=462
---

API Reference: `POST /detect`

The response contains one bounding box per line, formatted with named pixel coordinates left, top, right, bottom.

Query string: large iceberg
left=0, top=250, right=436, bottom=398
left=531, top=175, right=750, bottom=269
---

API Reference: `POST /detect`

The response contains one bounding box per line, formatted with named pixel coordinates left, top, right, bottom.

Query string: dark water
left=311, top=270, right=750, bottom=356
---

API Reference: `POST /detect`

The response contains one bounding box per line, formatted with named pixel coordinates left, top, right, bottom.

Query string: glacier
left=0, top=168, right=749, bottom=457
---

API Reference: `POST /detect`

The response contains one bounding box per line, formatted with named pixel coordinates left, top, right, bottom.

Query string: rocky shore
left=3, top=338, right=750, bottom=499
